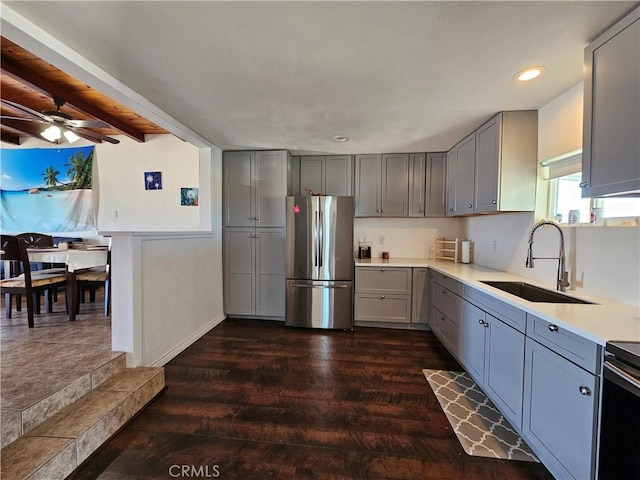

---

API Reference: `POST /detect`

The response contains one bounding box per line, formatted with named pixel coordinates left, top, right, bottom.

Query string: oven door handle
left=604, top=359, right=640, bottom=395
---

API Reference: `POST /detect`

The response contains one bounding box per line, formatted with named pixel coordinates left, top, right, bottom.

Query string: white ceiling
left=3, top=1, right=638, bottom=155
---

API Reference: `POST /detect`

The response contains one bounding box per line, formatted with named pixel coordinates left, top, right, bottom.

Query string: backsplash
left=354, top=217, right=462, bottom=259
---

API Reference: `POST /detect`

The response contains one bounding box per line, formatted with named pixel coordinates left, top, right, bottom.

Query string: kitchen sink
left=480, top=281, right=595, bottom=304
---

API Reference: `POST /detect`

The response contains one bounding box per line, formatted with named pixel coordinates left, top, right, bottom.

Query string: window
left=543, top=151, right=640, bottom=226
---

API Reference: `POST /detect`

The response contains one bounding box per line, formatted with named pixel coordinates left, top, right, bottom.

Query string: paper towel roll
left=461, top=240, right=471, bottom=264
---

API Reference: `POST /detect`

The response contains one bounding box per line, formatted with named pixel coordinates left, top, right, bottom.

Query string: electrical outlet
left=379, top=235, right=385, bottom=245
left=112, top=210, right=119, bottom=219
left=492, top=240, right=498, bottom=252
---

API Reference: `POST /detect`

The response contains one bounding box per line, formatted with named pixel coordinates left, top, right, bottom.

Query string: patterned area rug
left=423, top=369, right=539, bottom=462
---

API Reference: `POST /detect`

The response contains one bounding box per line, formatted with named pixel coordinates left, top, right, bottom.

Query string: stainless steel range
left=598, top=340, right=640, bottom=479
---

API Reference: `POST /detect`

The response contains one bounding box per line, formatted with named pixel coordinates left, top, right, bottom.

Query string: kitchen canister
left=461, top=240, right=471, bottom=264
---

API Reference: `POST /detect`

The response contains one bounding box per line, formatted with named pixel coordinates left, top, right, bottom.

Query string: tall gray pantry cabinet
left=223, top=150, right=289, bottom=318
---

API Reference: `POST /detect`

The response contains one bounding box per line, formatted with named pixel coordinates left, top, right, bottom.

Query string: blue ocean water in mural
left=0, top=146, right=96, bottom=232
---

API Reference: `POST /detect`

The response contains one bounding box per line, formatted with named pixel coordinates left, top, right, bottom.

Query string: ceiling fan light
left=41, top=125, right=62, bottom=142
left=63, top=129, right=80, bottom=143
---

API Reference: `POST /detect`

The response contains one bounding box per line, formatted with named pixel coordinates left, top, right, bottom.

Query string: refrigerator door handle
left=290, top=283, right=349, bottom=289
left=314, top=209, right=320, bottom=267
left=318, top=208, right=324, bottom=267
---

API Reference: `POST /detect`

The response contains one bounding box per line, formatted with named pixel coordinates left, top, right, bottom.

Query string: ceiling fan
left=0, top=97, right=120, bottom=144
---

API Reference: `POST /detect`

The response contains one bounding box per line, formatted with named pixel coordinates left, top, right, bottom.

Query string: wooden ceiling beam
left=1, top=131, right=21, bottom=145
left=1, top=56, right=146, bottom=142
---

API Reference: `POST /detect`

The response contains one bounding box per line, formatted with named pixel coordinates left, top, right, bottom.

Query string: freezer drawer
left=285, top=280, right=353, bottom=330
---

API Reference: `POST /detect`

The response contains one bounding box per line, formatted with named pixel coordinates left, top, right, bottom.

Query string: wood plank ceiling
left=1, top=37, right=169, bottom=146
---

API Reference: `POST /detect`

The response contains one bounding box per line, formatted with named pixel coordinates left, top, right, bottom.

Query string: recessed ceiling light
left=333, top=135, right=349, bottom=142
left=514, top=66, right=546, bottom=82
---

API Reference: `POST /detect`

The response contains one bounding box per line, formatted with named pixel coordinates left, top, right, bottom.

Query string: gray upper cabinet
left=409, top=152, right=447, bottom=217
left=355, top=153, right=409, bottom=217
left=445, top=149, right=456, bottom=216
left=582, top=7, right=640, bottom=197
left=299, top=155, right=353, bottom=196
left=447, top=111, right=537, bottom=216
left=223, top=150, right=288, bottom=227
left=474, top=111, right=538, bottom=214
left=453, top=133, right=476, bottom=216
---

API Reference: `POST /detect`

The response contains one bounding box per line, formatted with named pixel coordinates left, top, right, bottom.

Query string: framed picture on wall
left=144, top=171, right=162, bottom=190
left=180, top=187, right=199, bottom=206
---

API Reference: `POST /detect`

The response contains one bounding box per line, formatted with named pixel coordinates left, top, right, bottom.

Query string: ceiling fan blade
left=65, top=119, right=111, bottom=129
left=71, top=126, right=120, bottom=144
left=1, top=99, right=51, bottom=122
left=0, top=115, right=46, bottom=123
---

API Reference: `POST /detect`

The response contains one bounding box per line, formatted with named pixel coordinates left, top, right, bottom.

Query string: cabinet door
left=300, top=156, right=324, bottom=196
left=224, top=228, right=256, bottom=315
left=325, top=155, right=353, bottom=196
left=408, top=153, right=426, bottom=217
left=355, top=154, right=382, bottom=216
left=381, top=153, right=409, bottom=216
left=411, top=268, right=429, bottom=324
left=460, top=301, right=486, bottom=384
left=582, top=9, right=640, bottom=197
left=523, top=339, right=599, bottom=480
left=474, top=115, right=501, bottom=213
left=223, top=151, right=254, bottom=227
left=355, top=294, right=411, bottom=323
left=454, top=133, right=476, bottom=215
left=484, top=315, right=525, bottom=429
left=255, top=151, right=287, bottom=227
left=255, top=228, right=285, bottom=317
left=425, top=152, right=447, bottom=217
left=445, top=149, right=456, bottom=216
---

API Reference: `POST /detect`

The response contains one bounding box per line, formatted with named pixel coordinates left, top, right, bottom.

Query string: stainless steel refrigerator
left=285, top=196, right=354, bottom=329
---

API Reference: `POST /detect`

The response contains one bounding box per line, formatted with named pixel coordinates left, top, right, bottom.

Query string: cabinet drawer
left=355, top=267, right=412, bottom=294
left=355, top=294, right=411, bottom=323
left=463, top=285, right=527, bottom=333
left=431, top=307, right=460, bottom=355
left=526, top=314, right=602, bottom=374
left=432, top=284, right=462, bottom=326
left=430, top=270, right=462, bottom=295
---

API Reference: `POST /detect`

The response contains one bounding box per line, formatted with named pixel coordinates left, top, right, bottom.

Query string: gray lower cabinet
left=460, top=299, right=525, bottom=428
left=355, top=267, right=412, bottom=324
left=411, top=268, right=429, bottom=324
left=582, top=6, right=639, bottom=197
left=523, top=338, right=599, bottom=480
left=224, top=227, right=285, bottom=317
left=299, top=155, right=353, bottom=196
left=429, top=272, right=462, bottom=355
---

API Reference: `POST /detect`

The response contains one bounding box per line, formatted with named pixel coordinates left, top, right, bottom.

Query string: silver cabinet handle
left=548, top=324, right=559, bottom=332
left=579, top=181, right=588, bottom=188
left=380, top=268, right=386, bottom=272
left=478, top=318, right=484, bottom=325
left=255, top=234, right=260, bottom=238
left=380, top=295, right=386, bottom=299
left=382, top=209, right=386, bottom=213
left=255, top=216, right=260, bottom=221
left=484, top=321, right=489, bottom=328
left=441, top=289, right=446, bottom=294
left=440, top=316, right=446, bottom=322
left=492, top=200, right=497, bottom=204
left=468, top=203, right=472, bottom=208
left=579, top=386, right=591, bottom=396
left=449, top=207, right=454, bottom=212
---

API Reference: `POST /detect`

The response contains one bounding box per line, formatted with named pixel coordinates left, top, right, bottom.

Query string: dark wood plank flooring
left=71, top=319, right=554, bottom=480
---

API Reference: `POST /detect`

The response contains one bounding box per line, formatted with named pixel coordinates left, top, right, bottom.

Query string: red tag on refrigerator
left=293, top=204, right=301, bottom=214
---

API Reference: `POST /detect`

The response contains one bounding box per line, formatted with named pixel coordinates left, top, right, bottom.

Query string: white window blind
left=541, top=148, right=582, bottom=179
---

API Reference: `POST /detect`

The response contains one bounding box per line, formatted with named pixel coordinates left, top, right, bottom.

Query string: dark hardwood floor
left=71, top=319, right=553, bottom=480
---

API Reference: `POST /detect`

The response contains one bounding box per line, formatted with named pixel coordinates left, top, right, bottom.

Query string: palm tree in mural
left=64, top=150, right=93, bottom=189
left=42, top=166, right=61, bottom=189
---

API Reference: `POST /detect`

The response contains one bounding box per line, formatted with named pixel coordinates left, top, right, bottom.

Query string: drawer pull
left=380, top=268, right=386, bottom=272
left=441, top=289, right=446, bottom=294
left=579, top=386, right=591, bottom=396
left=380, top=295, right=385, bottom=300
left=548, top=324, right=559, bottom=332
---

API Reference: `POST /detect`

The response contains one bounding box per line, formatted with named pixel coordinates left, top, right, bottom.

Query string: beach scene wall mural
left=0, top=146, right=96, bottom=232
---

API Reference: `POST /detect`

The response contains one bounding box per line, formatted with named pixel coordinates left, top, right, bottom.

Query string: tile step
left=0, top=366, right=165, bottom=480
left=1, top=353, right=127, bottom=449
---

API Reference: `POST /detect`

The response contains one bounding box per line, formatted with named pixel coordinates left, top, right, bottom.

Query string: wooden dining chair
left=0, top=235, right=67, bottom=327
left=76, top=242, right=111, bottom=317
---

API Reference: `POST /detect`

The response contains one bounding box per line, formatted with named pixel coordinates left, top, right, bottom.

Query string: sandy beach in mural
left=0, top=188, right=96, bottom=232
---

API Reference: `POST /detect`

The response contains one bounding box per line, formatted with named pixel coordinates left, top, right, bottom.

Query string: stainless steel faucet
left=525, top=220, right=570, bottom=292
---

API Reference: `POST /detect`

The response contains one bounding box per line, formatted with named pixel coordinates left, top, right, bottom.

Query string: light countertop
left=355, top=258, right=640, bottom=346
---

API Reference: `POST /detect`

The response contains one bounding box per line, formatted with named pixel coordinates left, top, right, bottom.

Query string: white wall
left=355, top=217, right=462, bottom=259
left=96, top=135, right=206, bottom=232
left=462, top=84, right=640, bottom=307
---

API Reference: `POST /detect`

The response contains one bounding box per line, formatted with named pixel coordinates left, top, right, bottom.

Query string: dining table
left=27, top=246, right=109, bottom=322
